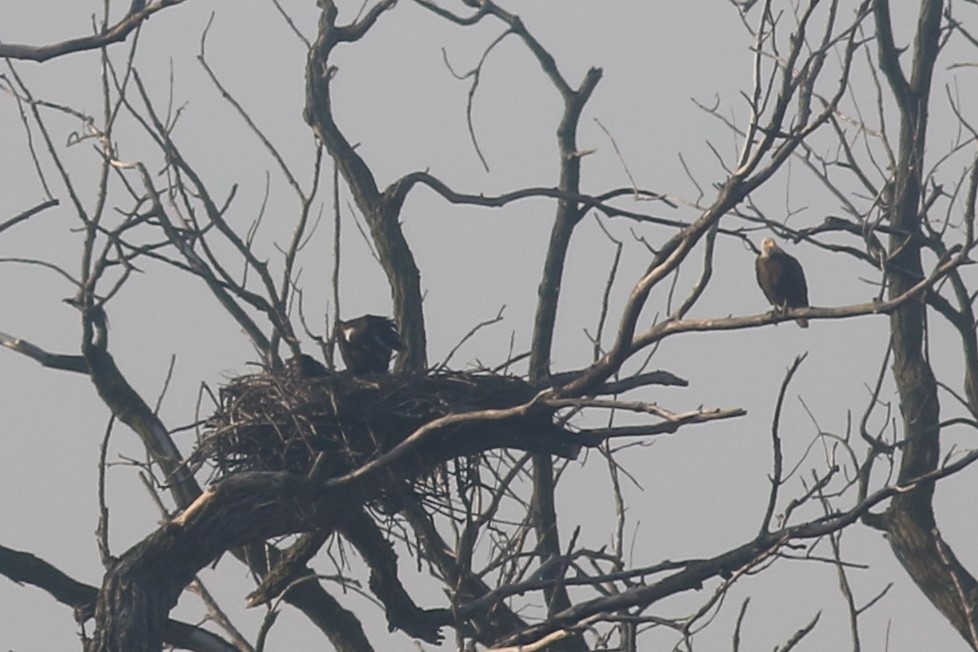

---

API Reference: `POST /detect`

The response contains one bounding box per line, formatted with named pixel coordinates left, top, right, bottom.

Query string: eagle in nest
left=755, top=237, right=810, bottom=328
left=285, top=353, right=329, bottom=379
left=337, top=315, right=404, bottom=374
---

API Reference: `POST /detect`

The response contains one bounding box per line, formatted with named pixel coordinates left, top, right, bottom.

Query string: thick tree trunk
left=876, top=1, right=978, bottom=647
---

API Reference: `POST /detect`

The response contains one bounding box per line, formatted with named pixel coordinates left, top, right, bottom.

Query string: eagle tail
left=795, top=318, right=809, bottom=328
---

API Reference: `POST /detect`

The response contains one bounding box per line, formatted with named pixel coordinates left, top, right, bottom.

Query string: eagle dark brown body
left=755, top=237, right=810, bottom=328
left=337, top=315, right=404, bottom=374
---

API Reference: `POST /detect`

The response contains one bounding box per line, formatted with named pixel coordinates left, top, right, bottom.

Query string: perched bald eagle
left=337, top=315, right=403, bottom=375
left=755, top=237, right=809, bottom=328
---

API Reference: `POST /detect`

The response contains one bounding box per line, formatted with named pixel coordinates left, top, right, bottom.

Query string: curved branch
left=304, top=1, right=427, bottom=370
left=873, top=0, right=911, bottom=110
left=557, top=179, right=750, bottom=397
left=0, top=331, right=89, bottom=374
left=0, top=0, right=187, bottom=62
left=389, top=172, right=677, bottom=225
left=760, top=354, right=807, bottom=535
left=0, top=544, right=236, bottom=652
left=77, top=307, right=201, bottom=508
left=337, top=509, right=449, bottom=643
left=573, top=407, right=746, bottom=444
left=0, top=198, right=59, bottom=235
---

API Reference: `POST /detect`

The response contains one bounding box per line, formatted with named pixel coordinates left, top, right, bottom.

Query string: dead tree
left=1, top=1, right=978, bottom=651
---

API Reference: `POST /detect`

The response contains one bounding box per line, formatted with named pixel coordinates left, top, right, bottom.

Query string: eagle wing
left=364, top=315, right=404, bottom=352
left=781, top=254, right=808, bottom=309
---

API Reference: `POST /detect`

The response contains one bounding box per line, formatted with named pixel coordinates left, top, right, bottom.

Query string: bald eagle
left=755, top=237, right=809, bottom=328
left=337, top=315, right=403, bottom=375
left=286, top=353, right=329, bottom=379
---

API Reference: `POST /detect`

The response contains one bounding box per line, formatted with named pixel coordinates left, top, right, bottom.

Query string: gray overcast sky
left=1, top=1, right=977, bottom=650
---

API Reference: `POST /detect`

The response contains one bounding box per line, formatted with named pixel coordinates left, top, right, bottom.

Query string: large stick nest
left=192, top=367, right=579, bottom=491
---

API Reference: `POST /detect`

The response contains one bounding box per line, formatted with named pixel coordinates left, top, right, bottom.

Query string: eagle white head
left=760, top=237, right=780, bottom=256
